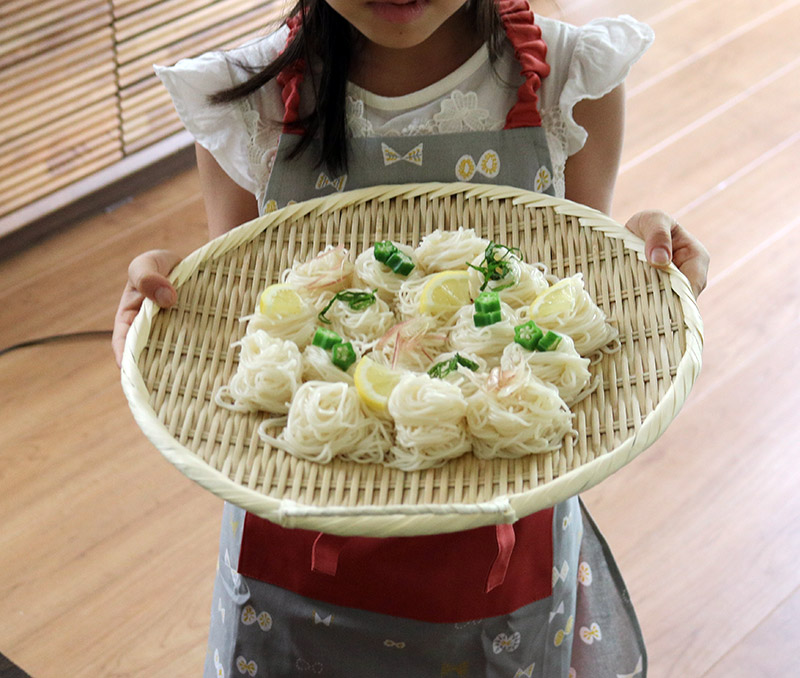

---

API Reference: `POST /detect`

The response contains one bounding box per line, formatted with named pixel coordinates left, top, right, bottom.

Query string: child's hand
left=112, top=249, right=182, bottom=367
left=624, top=210, right=710, bottom=298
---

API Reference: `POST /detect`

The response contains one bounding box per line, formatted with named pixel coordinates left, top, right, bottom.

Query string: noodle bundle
left=501, top=337, right=591, bottom=405
left=446, top=302, right=520, bottom=367
left=259, top=381, right=393, bottom=464
left=283, top=245, right=355, bottom=300
left=215, top=330, right=302, bottom=413
left=354, top=243, right=423, bottom=302
left=467, top=253, right=549, bottom=309
left=387, top=374, right=471, bottom=470
left=466, top=367, right=573, bottom=459
left=394, top=274, right=430, bottom=322
left=428, top=350, right=487, bottom=399
left=414, top=228, right=488, bottom=273
left=373, top=317, right=448, bottom=371
left=245, top=290, right=317, bottom=348
left=373, top=317, right=447, bottom=371
left=321, top=288, right=396, bottom=353
left=525, top=274, right=617, bottom=355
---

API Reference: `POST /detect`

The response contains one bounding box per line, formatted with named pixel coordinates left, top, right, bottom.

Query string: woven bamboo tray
left=121, top=183, right=703, bottom=537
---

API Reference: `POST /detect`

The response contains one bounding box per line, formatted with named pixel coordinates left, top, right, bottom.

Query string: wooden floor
left=1, top=0, right=799, bottom=676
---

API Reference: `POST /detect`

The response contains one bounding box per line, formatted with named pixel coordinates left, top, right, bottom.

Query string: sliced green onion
left=386, top=250, right=415, bottom=276
left=455, top=354, right=480, bottom=371
left=312, top=327, right=343, bottom=350
left=427, top=353, right=479, bottom=379
left=331, top=341, right=357, bottom=371
left=468, top=241, right=524, bottom=291
left=474, top=310, right=502, bottom=327
left=427, top=357, right=457, bottom=379
left=537, top=330, right=563, bottom=352
left=318, top=289, right=377, bottom=324
left=373, top=241, right=397, bottom=263
left=513, top=320, right=543, bottom=351
left=474, top=290, right=501, bottom=314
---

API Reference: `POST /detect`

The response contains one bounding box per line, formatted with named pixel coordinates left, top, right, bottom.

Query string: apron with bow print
left=205, top=1, right=646, bottom=676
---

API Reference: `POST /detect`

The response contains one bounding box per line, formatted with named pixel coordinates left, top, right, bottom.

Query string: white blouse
left=156, top=15, right=653, bottom=207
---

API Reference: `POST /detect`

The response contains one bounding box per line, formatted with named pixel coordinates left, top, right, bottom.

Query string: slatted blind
left=0, top=0, right=119, bottom=218
left=0, top=0, right=285, bottom=226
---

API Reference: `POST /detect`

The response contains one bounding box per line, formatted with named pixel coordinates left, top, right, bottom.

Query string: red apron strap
left=276, top=13, right=306, bottom=134
left=496, top=0, right=550, bottom=128
left=485, top=523, right=517, bottom=593
left=311, top=532, right=348, bottom=576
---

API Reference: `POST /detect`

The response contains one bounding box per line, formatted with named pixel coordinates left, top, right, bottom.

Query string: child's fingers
left=625, top=210, right=710, bottom=297
left=113, top=249, right=182, bottom=367
left=128, top=249, right=181, bottom=306
left=112, top=284, right=145, bottom=367
left=678, top=256, right=709, bottom=298
left=672, top=226, right=710, bottom=297
left=624, top=210, right=674, bottom=267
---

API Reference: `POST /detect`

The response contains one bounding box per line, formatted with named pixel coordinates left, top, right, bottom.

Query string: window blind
left=0, top=0, right=284, bottom=229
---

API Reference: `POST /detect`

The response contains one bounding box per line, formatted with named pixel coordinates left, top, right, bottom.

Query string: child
left=113, top=1, right=709, bottom=675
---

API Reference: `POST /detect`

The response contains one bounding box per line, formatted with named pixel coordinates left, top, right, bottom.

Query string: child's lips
left=368, top=0, right=427, bottom=23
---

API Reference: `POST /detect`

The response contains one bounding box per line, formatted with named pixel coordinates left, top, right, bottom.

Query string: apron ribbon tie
left=486, top=523, right=516, bottom=593
left=311, top=532, right=348, bottom=576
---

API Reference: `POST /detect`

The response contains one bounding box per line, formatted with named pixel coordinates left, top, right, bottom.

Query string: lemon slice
left=418, top=270, right=471, bottom=315
left=529, top=278, right=579, bottom=319
left=258, top=283, right=306, bottom=319
left=354, top=356, right=403, bottom=412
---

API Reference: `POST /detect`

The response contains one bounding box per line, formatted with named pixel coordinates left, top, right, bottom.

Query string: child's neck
left=349, top=12, right=483, bottom=97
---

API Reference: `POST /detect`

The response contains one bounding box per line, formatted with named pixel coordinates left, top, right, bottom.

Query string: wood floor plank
left=553, top=0, right=679, bottom=25
left=613, top=62, right=800, bottom=222
left=623, top=0, right=795, bottom=92
left=0, top=195, right=208, bottom=349
left=687, top=220, right=800, bottom=404
left=0, top=168, right=203, bottom=292
left=0, top=345, right=219, bottom=677
left=681, top=136, right=800, bottom=272
left=622, top=1, right=800, bottom=160
left=584, top=327, right=800, bottom=677
left=701, top=586, right=800, bottom=678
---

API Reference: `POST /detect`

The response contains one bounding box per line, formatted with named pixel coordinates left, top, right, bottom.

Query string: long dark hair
left=210, top=0, right=505, bottom=173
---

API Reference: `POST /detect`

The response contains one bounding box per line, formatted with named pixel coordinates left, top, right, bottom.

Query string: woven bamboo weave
left=121, top=183, right=703, bottom=537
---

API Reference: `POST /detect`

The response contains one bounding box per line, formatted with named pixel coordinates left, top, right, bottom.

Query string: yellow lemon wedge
left=354, top=356, right=403, bottom=412
left=418, top=270, right=471, bottom=315
left=528, top=278, right=580, bottom=319
left=258, top=283, right=306, bottom=319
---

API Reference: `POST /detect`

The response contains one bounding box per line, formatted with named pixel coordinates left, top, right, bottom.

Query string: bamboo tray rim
left=120, top=182, right=704, bottom=537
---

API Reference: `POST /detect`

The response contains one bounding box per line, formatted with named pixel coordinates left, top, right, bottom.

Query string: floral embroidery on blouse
left=346, top=96, right=375, bottom=137
left=396, top=119, right=438, bottom=137
left=433, top=90, right=492, bottom=133
left=346, top=91, right=502, bottom=139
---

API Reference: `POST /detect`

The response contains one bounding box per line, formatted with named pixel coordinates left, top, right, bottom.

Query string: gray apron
left=203, top=2, right=646, bottom=675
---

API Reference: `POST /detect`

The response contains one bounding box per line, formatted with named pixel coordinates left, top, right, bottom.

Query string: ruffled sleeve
left=154, top=26, right=289, bottom=194
left=540, top=15, right=654, bottom=156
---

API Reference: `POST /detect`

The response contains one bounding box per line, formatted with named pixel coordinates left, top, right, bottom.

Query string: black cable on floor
left=0, top=330, right=113, bottom=358
left=0, top=651, right=32, bottom=678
